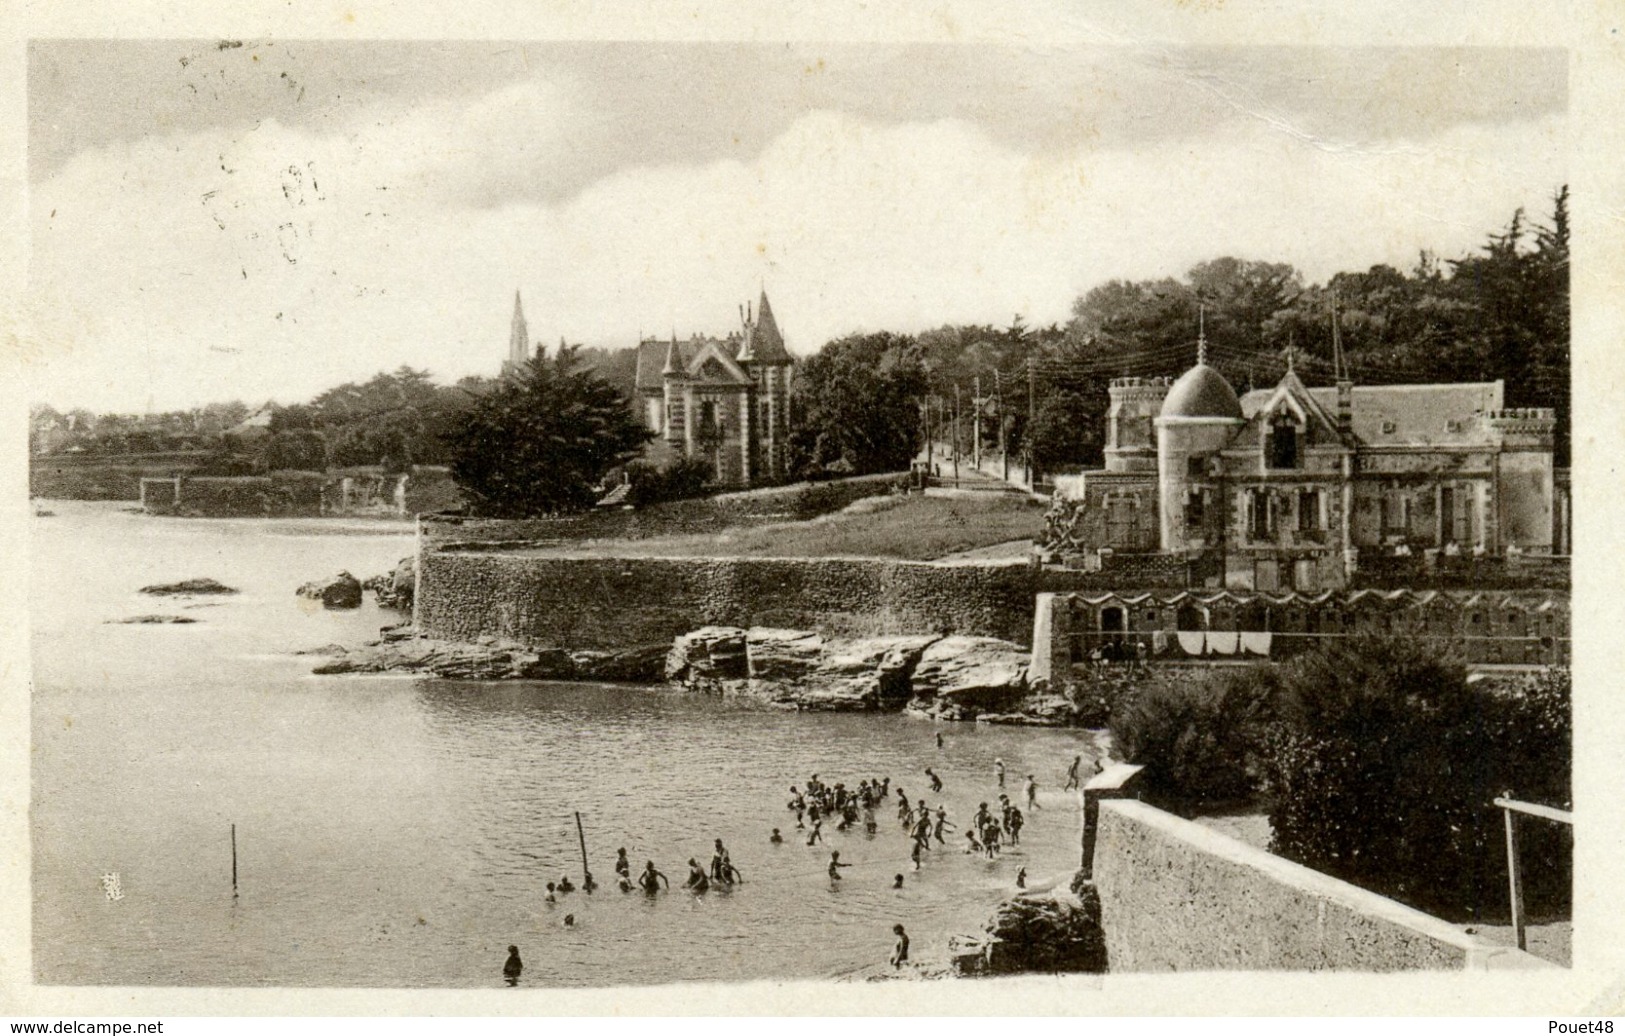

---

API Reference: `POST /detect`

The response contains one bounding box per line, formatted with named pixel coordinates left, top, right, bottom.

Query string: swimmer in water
left=503, top=945, right=523, bottom=986
left=615, top=848, right=631, bottom=881
left=995, top=758, right=1006, bottom=788
left=557, top=875, right=575, bottom=894
left=890, top=925, right=910, bottom=969
left=1015, top=866, right=1027, bottom=889
left=925, top=767, right=943, bottom=794
left=583, top=871, right=597, bottom=894
left=618, top=876, right=634, bottom=893
left=770, top=828, right=783, bottom=844
left=639, top=861, right=669, bottom=894
left=893, top=874, right=905, bottom=889
left=563, top=913, right=575, bottom=927
left=685, top=858, right=710, bottom=892
left=933, top=807, right=954, bottom=845
left=936, top=731, right=944, bottom=749
left=806, top=818, right=824, bottom=846
left=1024, top=774, right=1041, bottom=810
left=544, top=882, right=557, bottom=904
left=964, top=829, right=981, bottom=854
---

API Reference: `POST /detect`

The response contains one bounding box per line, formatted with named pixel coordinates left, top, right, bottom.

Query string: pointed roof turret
left=662, top=329, right=682, bottom=376
left=508, top=290, right=530, bottom=367
left=738, top=289, right=790, bottom=365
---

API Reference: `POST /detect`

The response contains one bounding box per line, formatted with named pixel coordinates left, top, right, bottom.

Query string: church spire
left=508, top=290, right=529, bottom=368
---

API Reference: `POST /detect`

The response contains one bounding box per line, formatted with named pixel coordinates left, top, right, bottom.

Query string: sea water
left=31, top=501, right=1098, bottom=987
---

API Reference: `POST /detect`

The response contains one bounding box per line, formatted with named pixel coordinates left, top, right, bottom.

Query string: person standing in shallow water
left=994, top=758, right=1006, bottom=788
left=890, top=925, right=910, bottom=969
left=1064, top=755, right=1082, bottom=791
left=615, top=848, right=631, bottom=882
left=503, top=945, right=523, bottom=986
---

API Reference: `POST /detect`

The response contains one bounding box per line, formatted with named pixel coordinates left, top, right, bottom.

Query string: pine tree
left=444, top=346, right=652, bottom=517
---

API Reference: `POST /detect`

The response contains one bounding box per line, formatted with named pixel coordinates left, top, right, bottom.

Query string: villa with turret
left=631, top=290, right=795, bottom=487
left=1047, top=330, right=1561, bottom=593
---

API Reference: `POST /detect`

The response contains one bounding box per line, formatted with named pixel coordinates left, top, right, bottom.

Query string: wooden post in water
left=231, top=823, right=239, bottom=899
left=574, top=812, right=590, bottom=888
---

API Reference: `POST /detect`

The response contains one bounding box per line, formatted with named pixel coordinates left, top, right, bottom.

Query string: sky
left=25, top=41, right=1567, bottom=412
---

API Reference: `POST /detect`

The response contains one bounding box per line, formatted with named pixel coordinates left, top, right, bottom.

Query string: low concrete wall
left=1091, top=800, right=1549, bottom=971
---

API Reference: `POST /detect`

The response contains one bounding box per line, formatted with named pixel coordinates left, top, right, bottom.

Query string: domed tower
left=1156, top=333, right=1244, bottom=552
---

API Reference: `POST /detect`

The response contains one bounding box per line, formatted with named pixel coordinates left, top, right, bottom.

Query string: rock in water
left=365, top=556, right=416, bottom=611
left=980, top=880, right=1106, bottom=974
left=744, top=627, right=825, bottom=681
left=139, top=577, right=238, bottom=596
left=908, top=636, right=1029, bottom=710
left=665, top=626, right=748, bottom=682
left=297, top=571, right=364, bottom=609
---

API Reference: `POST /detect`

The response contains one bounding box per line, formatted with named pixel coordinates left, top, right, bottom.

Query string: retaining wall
left=1091, top=800, right=1549, bottom=971
left=416, top=551, right=1068, bottom=650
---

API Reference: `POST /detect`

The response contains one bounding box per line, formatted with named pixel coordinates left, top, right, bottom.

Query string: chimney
left=1332, top=296, right=1353, bottom=436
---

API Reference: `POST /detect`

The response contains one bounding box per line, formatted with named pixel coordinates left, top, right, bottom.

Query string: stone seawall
left=1091, top=800, right=1546, bottom=971
left=416, top=551, right=1060, bottom=650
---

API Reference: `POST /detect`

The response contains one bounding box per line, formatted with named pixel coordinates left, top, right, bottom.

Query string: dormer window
left=1380, top=420, right=1397, bottom=435
left=1445, top=419, right=1465, bottom=433
left=1266, top=415, right=1299, bottom=469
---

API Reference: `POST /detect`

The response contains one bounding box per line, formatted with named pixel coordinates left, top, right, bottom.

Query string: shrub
left=624, top=457, right=715, bottom=508
left=1108, top=666, right=1278, bottom=805
left=1260, top=636, right=1570, bottom=921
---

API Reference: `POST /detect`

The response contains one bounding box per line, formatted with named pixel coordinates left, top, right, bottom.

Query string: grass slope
left=531, top=493, right=1045, bottom=561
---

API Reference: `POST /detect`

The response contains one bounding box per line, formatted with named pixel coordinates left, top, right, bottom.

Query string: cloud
left=26, top=83, right=1564, bottom=411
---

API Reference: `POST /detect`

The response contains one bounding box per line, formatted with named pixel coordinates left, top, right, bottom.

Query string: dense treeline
left=788, top=187, right=1570, bottom=474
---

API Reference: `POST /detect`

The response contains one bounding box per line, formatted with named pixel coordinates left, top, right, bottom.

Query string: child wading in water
left=828, top=851, right=851, bottom=882
left=890, top=925, right=910, bottom=969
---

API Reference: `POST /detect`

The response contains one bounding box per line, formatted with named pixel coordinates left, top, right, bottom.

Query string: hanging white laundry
left=1240, top=631, right=1272, bottom=656
left=1208, top=631, right=1240, bottom=655
left=1176, top=631, right=1206, bottom=656
left=1152, top=629, right=1170, bottom=655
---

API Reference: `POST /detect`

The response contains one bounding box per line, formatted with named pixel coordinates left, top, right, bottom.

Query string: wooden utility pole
left=952, top=385, right=961, bottom=482
left=973, top=374, right=982, bottom=472
left=995, top=369, right=1008, bottom=481
left=1026, top=360, right=1037, bottom=489
left=231, top=823, right=238, bottom=899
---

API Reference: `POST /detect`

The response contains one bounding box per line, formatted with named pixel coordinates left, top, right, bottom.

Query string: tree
left=787, top=332, right=928, bottom=476
left=260, top=429, right=329, bottom=472
left=1026, top=386, right=1106, bottom=470
left=443, top=345, right=653, bottom=517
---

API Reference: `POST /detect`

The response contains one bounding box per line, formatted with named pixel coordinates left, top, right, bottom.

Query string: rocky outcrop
left=107, top=614, right=199, bottom=624
left=364, top=556, right=415, bottom=611
left=665, top=626, right=748, bottom=682
left=311, top=622, right=1079, bottom=725
left=297, top=571, right=363, bottom=609
left=140, top=577, right=238, bottom=596
left=309, top=633, right=669, bottom=683
left=953, top=875, right=1107, bottom=976
left=906, top=636, right=1029, bottom=718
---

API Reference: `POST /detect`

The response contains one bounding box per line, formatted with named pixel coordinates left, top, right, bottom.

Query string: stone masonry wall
left=416, top=551, right=1106, bottom=650
left=1091, top=800, right=1537, bottom=971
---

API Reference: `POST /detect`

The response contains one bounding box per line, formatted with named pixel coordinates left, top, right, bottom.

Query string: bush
left=1260, top=636, right=1570, bottom=921
left=1108, top=667, right=1277, bottom=805
left=624, top=457, right=715, bottom=508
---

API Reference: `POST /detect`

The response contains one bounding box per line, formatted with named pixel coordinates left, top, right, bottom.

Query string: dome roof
left=1159, top=363, right=1243, bottom=420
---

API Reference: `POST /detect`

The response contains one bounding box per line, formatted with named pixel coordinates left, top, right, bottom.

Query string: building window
left=1106, top=498, right=1138, bottom=547
left=1297, top=489, right=1321, bottom=531
left=1185, top=488, right=1205, bottom=528
left=1187, top=456, right=1206, bottom=478
left=1248, top=489, right=1273, bottom=539
left=1266, top=416, right=1299, bottom=469
left=1381, top=492, right=1409, bottom=535
left=1380, top=420, right=1397, bottom=435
